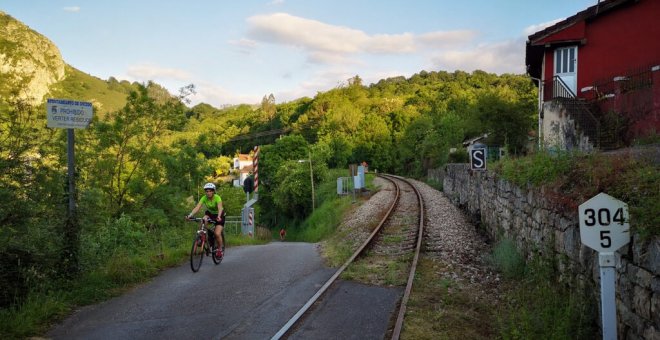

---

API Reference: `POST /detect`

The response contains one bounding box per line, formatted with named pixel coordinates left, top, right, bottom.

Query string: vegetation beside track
left=493, top=148, right=659, bottom=238
left=403, top=239, right=596, bottom=339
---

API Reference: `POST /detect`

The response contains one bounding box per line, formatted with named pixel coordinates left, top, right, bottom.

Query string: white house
left=232, top=154, right=253, bottom=187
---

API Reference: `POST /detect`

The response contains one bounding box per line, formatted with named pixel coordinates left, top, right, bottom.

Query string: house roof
left=462, top=133, right=489, bottom=147
left=525, top=0, right=636, bottom=79
left=236, top=154, right=252, bottom=161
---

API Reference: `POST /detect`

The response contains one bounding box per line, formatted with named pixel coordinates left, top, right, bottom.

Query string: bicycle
left=187, top=217, right=225, bottom=272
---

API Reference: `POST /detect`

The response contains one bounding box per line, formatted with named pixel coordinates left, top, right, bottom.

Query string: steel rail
left=388, top=175, right=425, bottom=340
left=270, top=175, right=401, bottom=340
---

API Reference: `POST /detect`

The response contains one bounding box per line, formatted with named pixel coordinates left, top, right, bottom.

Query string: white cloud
left=229, top=38, right=257, bottom=48
left=430, top=37, right=527, bottom=74
left=247, top=13, right=367, bottom=54
left=416, top=30, right=478, bottom=48
left=246, top=13, right=425, bottom=66
left=426, top=19, right=566, bottom=75
left=189, top=81, right=261, bottom=107
left=63, top=6, right=80, bottom=12
left=218, top=13, right=557, bottom=104
left=246, top=12, right=488, bottom=70
left=523, top=18, right=564, bottom=37
left=229, top=38, right=258, bottom=54
left=126, top=64, right=192, bottom=82
left=364, top=33, right=416, bottom=53
left=307, top=51, right=358, bottom=65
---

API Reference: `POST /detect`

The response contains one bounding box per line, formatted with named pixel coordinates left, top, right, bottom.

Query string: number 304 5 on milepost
left=578, top=192, right=630, bottom=253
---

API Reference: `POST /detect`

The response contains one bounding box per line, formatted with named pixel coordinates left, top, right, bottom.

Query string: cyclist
left=187, top=182, right=225, bottom=258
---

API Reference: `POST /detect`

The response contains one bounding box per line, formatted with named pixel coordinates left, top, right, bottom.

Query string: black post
left=68, top=129, right=75, bottom=218
left=64, top=128, right=79, bottom=274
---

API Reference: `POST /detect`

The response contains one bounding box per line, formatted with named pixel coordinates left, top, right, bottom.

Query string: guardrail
left=224, top=216, right=241, bottom=235
left=337, top=177, right=354, bottom=195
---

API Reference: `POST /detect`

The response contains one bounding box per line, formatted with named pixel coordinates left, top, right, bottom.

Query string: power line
left=226, top=127, right=292, bottom=142
left=225, top=117, right=322, bottom=142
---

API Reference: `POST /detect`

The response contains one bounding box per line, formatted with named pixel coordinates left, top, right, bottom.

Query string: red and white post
left=253, top=145, right=259, bottom=198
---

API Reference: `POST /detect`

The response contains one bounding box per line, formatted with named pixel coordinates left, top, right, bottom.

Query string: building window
left=555, top=46, right=577, bottom=74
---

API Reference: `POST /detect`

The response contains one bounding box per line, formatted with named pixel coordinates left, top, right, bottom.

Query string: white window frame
left=554, top=46, right=578, bottom=95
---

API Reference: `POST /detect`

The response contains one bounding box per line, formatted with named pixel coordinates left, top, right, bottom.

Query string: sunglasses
left=205, top=189, right=214, bottom=193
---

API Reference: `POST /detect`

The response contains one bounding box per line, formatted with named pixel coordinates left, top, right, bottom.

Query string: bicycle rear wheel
left=190, top=235, right=205, bottom=272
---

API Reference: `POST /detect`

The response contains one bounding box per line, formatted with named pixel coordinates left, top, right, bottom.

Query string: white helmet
left=203, top=182, right=216, bottom=191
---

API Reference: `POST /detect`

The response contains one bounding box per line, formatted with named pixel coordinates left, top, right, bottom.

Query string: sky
left=1, top=0, right=597, bottom=107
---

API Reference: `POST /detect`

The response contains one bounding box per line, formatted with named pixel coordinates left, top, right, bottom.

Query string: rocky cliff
left=0, top=11, right=65, bottom=104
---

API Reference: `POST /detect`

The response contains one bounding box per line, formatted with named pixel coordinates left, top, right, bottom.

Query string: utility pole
left=309, top=149, right=315, bottom=211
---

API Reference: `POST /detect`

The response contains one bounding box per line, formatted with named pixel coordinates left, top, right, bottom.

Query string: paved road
left=47, top=242, right=335, bottom=340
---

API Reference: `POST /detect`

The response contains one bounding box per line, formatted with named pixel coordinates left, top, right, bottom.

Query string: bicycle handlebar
left=185, top=216, right=220, bottom=225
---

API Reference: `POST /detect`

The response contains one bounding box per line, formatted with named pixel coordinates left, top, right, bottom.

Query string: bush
left=104, top=251, right=155, bottom=285
left=495, top=150, right=572, bottom=187
left=493, top=150, right=658, bottom=238
left=296, top=197, right=352, bottom=242
left=491, top=239, right=525, bottom=279
left=493, top=239, right=597, bottom=339
left=447, top=149, right=469, bottom=163
left=0, top=248, right=34, bottom=308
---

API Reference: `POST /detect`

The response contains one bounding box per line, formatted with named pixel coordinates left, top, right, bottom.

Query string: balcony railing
left=580, top=65, right=656, bottom=148
left=543, top=75, right=578, bottom=101
left=552, top=76, right=576, bottom=99
left=543, top=63, right=660, bottom=149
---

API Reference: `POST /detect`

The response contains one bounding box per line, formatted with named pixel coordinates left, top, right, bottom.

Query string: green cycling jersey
left=199, top=194, right=222, bottom=214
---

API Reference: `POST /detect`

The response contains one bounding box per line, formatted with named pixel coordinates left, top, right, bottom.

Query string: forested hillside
left=199, top=72, right=536, bottom=225
left=0, top=11, right=536, bottom=327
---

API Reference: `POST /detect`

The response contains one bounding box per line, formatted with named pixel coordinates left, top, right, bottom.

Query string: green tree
left=261, top=93, right=276, bottom=121
left=81, top=83, right=191, bottom=215
left=397, top=115, right=433, bottom=176
left=471, top=89, right=535, bottom=154
left=257, top=135, right=311, bottom=224
left=0, top=98, right=69, bottom=304
left=318, top=134, right=353, bottom=168
left=271, top=152, right=328, bottom=219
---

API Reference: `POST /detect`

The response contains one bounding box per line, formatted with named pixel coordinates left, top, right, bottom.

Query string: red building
left=526, top=0, right=660, bottom=150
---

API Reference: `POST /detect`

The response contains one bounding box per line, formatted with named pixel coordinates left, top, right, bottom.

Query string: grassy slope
left=49, top=65, right=130, bottom=116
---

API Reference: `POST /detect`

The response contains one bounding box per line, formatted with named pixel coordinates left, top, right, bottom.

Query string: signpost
left=47, top=99, right=93, bottom=129
left=579, top=193, right=630, bottom=340
left=46, top=99, right=93, bottom=273
left=470, top=144, right=487, bottom=171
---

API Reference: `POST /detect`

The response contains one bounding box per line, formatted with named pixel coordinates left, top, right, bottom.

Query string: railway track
left=271, top=174, right=425, bottom=339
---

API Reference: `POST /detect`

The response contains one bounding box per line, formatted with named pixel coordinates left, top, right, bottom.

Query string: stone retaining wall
left=442, top=163, right=659, bottom=339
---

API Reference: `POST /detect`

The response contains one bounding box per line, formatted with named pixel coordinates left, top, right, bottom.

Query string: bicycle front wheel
left=190, top=235, right=205, bottom=272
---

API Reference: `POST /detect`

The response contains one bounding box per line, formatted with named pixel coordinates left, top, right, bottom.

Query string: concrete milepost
left=578, top=193, right=630, bottom=340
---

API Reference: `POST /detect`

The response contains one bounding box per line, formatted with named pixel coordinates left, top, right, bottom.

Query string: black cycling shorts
left=204, top=210, right=226, bottom=227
